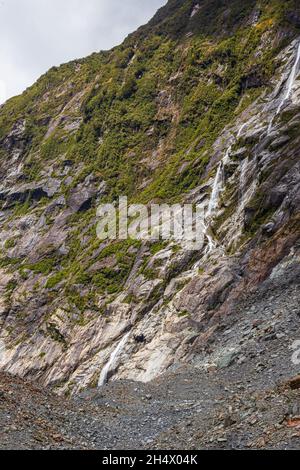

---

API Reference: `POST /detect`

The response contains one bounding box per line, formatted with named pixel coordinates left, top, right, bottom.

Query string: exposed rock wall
left=0, top=0, right=299, bottom=395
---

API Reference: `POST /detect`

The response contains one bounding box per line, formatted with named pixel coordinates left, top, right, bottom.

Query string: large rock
left=67, top=177, right=106, bottom=212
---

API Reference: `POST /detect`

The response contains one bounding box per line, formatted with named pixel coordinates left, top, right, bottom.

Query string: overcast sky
left=0, top=0, right=166, bottom=104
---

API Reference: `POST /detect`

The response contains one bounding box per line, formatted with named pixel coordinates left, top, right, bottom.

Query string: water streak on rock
left=98, top=332, right=131, bottom=387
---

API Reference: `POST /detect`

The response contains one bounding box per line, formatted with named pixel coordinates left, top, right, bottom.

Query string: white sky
left=0, top=0, right=166, bottom=104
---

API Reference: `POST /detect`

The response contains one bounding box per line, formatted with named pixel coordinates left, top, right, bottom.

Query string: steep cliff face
left=0, top=0, right=300, bottom=395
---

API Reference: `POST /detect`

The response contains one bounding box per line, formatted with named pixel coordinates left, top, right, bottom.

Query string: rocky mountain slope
left=0, top=0, right=300, bottom=410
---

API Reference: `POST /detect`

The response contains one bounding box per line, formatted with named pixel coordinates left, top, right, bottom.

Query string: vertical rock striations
left=0, top=0, right=299, bottom=394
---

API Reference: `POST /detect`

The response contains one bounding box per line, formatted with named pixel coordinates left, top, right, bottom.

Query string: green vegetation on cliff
left=0, top=0, right=300, bottom=308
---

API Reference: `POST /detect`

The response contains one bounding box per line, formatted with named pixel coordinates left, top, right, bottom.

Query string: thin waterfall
left=203, top=158, right=225, bottom=254
left=201, top=38, right=300, bottom=253
left=0, top=339, right=6, bottom=363
left=268, top=41, right=300, bottom=134
left=208, top=122, right=247, bottom=218
left=98, top=332, right=131, bottom=387
left=207, top=161, right=224, bottom=217
left=239, top=157, right=249, bottom=202
left=203, top=122, right=248, bottom=254
left=237, top=122, right=247, bottom=140
left=203, top=220, right=216, bottom=254
left=277, top=41, right=300, bottom=114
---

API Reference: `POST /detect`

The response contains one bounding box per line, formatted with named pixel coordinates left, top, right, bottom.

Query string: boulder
left=67, top=177, right=106, bottom=213
left=217, top=349, right=239, bottom=369
left=244, top=207, right=256, bottom=230
left=287, top=375, right=300, bottom=390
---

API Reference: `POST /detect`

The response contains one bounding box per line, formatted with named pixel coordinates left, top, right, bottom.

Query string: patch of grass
left=45, top=271, right=65, bottom=289
left=4, top=238, right=17, bottom=249
left=177, top=310, right=190, bottom=318
left=26, top=257, right=58, bottom=275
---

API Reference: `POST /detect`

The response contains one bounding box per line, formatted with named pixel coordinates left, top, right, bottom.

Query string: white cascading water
left=0, top=339, right=6, bottom=363
left=202, top=220, right=216, bottom=254
left=237, top=121, right=251, bottom=199
left=267, top=41, right=300, bottom=134
left=98, top=332, right=131, bottom=387
left=238, top=157, right=249, bottom=202
left=237, top=122, right=248, bottom=140
left=203, top=121, right=248, bottom=254
left=206, top=161, right=224, bottom=217
left=203, top=160, right=224, bottom=254
left=199, top=41, right=300, bottom=254
left=229, top=128, right=260, bottom=247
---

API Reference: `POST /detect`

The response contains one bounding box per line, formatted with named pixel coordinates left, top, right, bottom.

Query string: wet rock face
left=240, top=69, right=266, bottom=90
left=1, top=120, right=26, bottom=152
left=0, top=1, right=300, bottom=395
left=286, top=10, right=300, bottom=28
left=244, top=207, right=256, bottom=230
left=1, top=184, right=49, bottom=209
left=68, top=178, right=107, bottom=213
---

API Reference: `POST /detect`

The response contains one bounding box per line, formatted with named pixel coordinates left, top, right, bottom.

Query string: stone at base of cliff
left=287, top=375, right=300, bottom=390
